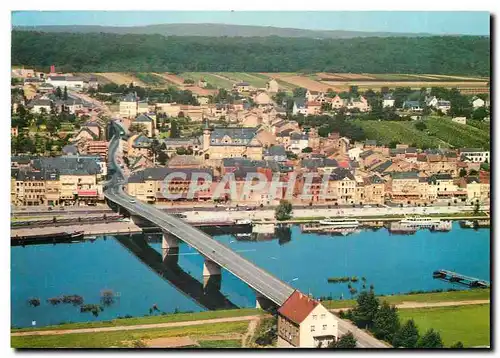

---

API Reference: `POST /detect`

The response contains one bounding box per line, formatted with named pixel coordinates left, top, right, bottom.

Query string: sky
left=11, top=11, right=490, bottom=35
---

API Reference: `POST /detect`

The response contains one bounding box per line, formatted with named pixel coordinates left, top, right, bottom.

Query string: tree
left=459, top=168, right=468, bottom=177
left=328, top=332, right=357, bottom=348
left=63, top=86, right=68, bottom=100
left=472, top=107, right=488, bottom=120
left=55, top=86, right=62, bottom=98
left=350, top=290, right=380, bottom=329
left=469, top=169, right=479, bottom=176
left=451, top=341, right=464, bottom=348
left=417, top=328, right=444, bottom=348
left=128, top=123, right=148, bottom=135
left=414, top=121, right=427, bottom=131
left=392, top=319, right=419, bottom=348
left=301, top=147, right=313, bottom=153
left=157, top=151, right=169, bottom=165
left=292, top=87, right=307, bottom=98
left=275, top=200, right=292, bottom=221
left=372, top=301, right=400, bottom=342
left=170, top=120, right=180, bottom=138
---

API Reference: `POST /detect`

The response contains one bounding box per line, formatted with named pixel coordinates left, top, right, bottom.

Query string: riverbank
left=12, top=289, right=489, bottom=334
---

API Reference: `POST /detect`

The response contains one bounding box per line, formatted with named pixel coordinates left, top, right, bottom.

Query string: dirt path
left=241, top=318, right=259, bottom=348
left=12, top=315, right=263, bottom=337
left=330, top=299, right=490, bottom=312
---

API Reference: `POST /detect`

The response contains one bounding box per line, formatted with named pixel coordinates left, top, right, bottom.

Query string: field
left=12, top=308, right=262, bottom=333
left=80, top=72, right=489, bottom=94
left=354, top=117, right=490, bottom=150
left=11, top=321, right=249, bottom=348
left=399, top=304, right=490, bottom=347
left=323, top=289, right=490, bottom=309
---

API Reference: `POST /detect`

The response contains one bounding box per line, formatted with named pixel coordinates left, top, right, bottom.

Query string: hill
left=13, top=23, right=436, bottom=39
left=11, top=31, right=490, bottom=75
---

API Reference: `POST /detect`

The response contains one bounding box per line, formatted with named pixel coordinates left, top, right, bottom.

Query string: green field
left=425, top=118, right=490, bottom=149
left=11, top=321, right=249, bottom=349
left=215, top=72, right=268, bottom=88
left=354, top=120, right=448, bottom=148
left=323, top=289, right=490, bottom=309
left=198, top=339, right=242, bottom=348
left=134, top=73, right=169, bottom=87
left=355, top=117, right=490, bottom=150
left=12, top=308, right=262, bottom=333
left=179, top=72, right=234, bottom=89
left=399, top=304, right=490, bottom=347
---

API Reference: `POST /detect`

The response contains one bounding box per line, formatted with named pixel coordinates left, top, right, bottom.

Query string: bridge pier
left=203, top=275, right=222, bottom=293
left=162, top=232, right=180, bottom=265
left=203, top=257, right=221, bottom=277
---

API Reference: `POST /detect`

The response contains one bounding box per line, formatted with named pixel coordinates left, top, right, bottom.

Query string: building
left=472, top=97, right=485, bottom=109
left=132, top=113, right=155, bottom=137
left=292, top=98, right=308, bottom=116
left=264, top=145, right=287, bottom=162
left=402, top=101, right=423, bottom=111
left=203, top=126, right=263, bottom=160
left=382, top=94, right=395, bottom=108
left=119, top=92, right=139, bottom=118
left=266, top=79, right=279, bottom=93
left=460, top=148, right=490, bottom=163
left=289, top=133, right=309, bottom=154
left=233, top=82, right=251, bottom=93
left=46, top=76, right=85, bottom=91
left=277, top=290, right=339, bottom=348
left=28, top=98, right=52, bottom=113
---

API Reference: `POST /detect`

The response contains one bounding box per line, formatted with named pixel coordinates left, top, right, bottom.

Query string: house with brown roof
left=277, top=290, right=338, bottom=348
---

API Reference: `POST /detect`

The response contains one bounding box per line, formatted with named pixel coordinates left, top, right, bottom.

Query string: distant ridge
left=13, top=23, right=439, bottom=39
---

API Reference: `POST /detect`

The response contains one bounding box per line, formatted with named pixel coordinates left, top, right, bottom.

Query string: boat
left=11, top=231, right=85, bottom=246
left=235, top=219, right=253, bottom=226
left=399, top=216, right=441, bottom=228
left=430, top=221, right=452, bottom=232
left=318, top=218, right=360, bottom=228
left=388, top=222, right=417, bottom=235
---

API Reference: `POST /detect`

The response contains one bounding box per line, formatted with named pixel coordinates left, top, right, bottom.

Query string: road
left=105, top=122, right=294, bottom=306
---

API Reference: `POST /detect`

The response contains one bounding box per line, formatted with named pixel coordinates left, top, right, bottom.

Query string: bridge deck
left=105, top=125, right=294, bottom=306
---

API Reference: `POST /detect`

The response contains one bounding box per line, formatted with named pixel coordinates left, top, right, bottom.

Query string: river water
left=11, top=222, right=490, bottom=328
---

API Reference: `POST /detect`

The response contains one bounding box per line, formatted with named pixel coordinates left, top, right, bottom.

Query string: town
left=11, top=68, right=490, bottom=210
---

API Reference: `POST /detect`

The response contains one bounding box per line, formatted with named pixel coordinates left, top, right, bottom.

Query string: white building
left=382, top=94, right=395, bottom=108
left=277, top=291, right=339, bottom=348
left=292, top=99, right=308, bottom=116
left=472, top=97, right=486, bottom=109
left=460, top=148, right=490, bottom=163
left=29, top=99, right=52, bottom=113
left=46, top=76, right=85, bottom=91
left=348, top=147, right=363, bottom=161
left=289, top=132, right=309, bottom=154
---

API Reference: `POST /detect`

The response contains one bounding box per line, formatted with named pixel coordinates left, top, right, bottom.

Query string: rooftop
left=278, top=290, right=319, bottom=325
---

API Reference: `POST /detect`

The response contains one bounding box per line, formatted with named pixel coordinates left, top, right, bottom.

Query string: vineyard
left=354, top=118, right=490, bottom=150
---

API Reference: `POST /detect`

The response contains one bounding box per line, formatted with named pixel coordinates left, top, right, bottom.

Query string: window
left=312, top=315, right=317, bottom=320
left=323, top=325, right=327, bottom=330
left=311, top=325, right=315, bottom=332
left=321, top=314, right=326, bottom=319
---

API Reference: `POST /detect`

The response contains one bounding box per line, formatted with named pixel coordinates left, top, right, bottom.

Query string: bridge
left=104, top=122, right=294, bottom=307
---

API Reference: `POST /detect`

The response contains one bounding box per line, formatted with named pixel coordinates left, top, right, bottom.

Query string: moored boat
left=318, top=218, right=360, bottom=228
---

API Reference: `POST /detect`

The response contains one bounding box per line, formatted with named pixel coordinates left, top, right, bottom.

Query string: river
left=11, top=222, right=490, bottom=328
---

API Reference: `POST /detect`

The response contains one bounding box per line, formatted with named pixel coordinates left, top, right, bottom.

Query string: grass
left=399, top=304, right=490, bottom=347
left=354, top=117, right=490, bottom=150
left=354, top=120, right=448, bottom=149
left=323, top=289, right=490, bottom=309
left=11, top=321, right=249, bottom=348
left=198, top=339, right=242, bottom=348
left=12, top=308, right=262, bottom=333
left=426, top=117, right=490, bottom=149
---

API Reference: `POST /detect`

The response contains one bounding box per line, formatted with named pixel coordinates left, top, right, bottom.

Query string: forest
left=11, top=31, right=490, bottom=75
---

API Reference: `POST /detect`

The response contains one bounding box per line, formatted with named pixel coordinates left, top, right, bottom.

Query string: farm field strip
left=321, top=80, right=489, bottom=88
left=97, top=72, right=147, bottom=87
left=276, top=75, right=333, bottom=92
left=150, top=73, right=180, bottom=88
left=218, top=72, right=268, bottom=88
left=425, top=74, right=489, bottom=81
left=180, top=72, right=235, bottom=89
